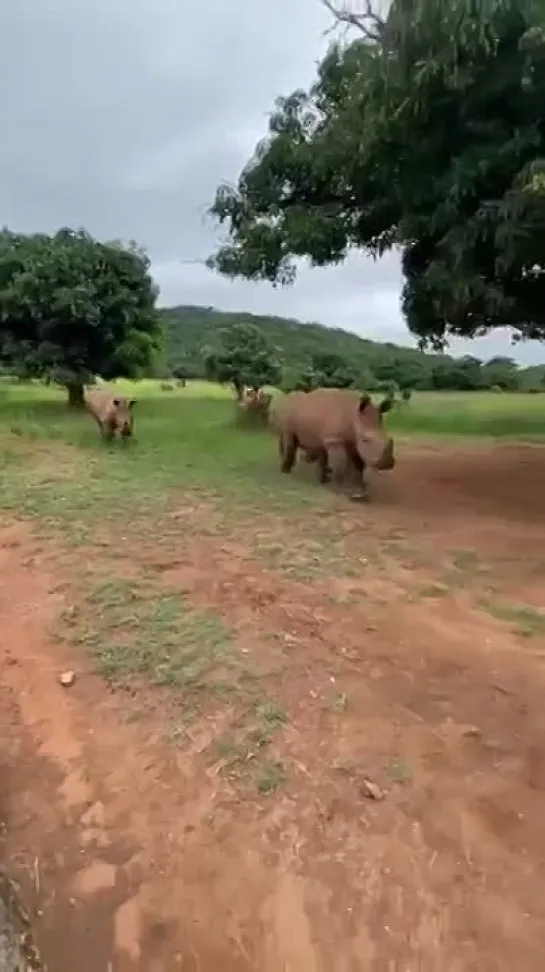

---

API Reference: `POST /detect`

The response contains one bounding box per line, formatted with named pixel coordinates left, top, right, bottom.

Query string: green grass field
left=1, top=378, right=544, bottom=438
left=0, top=377, right=542, bottom=529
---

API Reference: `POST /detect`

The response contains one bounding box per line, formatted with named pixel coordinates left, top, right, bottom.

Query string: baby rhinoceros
left=273, top=387, right=395, bottom=501
left=85, top=388, right=136, bottom=442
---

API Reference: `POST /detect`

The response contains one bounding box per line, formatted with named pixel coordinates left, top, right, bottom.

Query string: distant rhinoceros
left=85, top=388, right=136, bottom=441
left=271, top=388, right=394, bottom=500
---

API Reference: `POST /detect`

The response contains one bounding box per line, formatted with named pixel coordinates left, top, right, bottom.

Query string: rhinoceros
left=271, top=388, right=394, bottom=499
left=85, top=388, right=136, bottom=441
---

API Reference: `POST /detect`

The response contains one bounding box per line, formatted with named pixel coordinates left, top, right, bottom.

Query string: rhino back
left=292, top=388, right=358, bottom=448
left=269, top=391, right=304, bottom=430
left=85, top=389, right=114, bottom=422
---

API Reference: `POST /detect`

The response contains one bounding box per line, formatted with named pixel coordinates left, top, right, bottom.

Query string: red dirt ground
left=1, top=442, right=545, bottom=971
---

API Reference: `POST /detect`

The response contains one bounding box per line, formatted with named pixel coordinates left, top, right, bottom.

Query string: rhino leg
left=100, top=422, right=115, bottom=442
left=316, top=449, right=331, bottom=484
left=326, top=445, right=370, bottom=500
left=345, top=448, right=370, bottom=501
left=280, top=433, right=298, bottom=474
left=325, top=444, right=349, bottom=484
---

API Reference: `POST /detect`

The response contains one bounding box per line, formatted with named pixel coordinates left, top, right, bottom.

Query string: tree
left=431, top=354, right=483, bottom=391
left=0, top=228, right=161, bottom=405
left=480, top=355, right=519, bottom=390
left=208, top=0, right=545, bottom=347
left=203, top=321, right=282, bottom=399
left=310, top=350, right=357, bottom=387
left=282, top=362, right=318, bottom=392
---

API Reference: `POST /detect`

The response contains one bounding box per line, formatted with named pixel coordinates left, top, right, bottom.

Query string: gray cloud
left=2, top=0, right=544, bottom=365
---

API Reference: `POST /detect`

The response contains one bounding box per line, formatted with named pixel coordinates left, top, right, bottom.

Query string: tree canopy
left=0, top=227, right=162, bottom=403
left=203, top=320, right=282, bottom=398
left=208, top=0, right=545, bottom=348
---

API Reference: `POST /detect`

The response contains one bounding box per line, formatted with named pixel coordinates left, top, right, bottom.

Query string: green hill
left=160, top=305, right=440, bottom=389
left=158, top=304, right=545, bottom=392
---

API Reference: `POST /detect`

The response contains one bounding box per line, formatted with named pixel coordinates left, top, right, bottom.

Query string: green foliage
left=208, top=0, right=545, bottom=346
left=161, top=304, right=545, bottom=392
left=282, top=350, right=358, bottom=391
left=480, top=356, right=519, bottom=390
left=203, top=320, right=282, bottom=397
left=282, top=362, right=318, bottom=392
left=0, top=227, right=162, bottom=395
left=309, top=350, right=358, bottom=388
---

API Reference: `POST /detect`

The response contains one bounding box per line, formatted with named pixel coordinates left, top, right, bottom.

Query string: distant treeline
left=159, top=306, right=545, bottom=393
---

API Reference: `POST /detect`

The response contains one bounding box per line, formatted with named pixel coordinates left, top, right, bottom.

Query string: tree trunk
left=66, top=382, right=85, bottom=408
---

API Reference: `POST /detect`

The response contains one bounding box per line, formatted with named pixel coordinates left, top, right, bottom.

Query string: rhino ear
left=379, top=397, right=393, bottom=414
left=129, top=399, right=137, bottom=409
left=358, top=394, right=372, bottom=412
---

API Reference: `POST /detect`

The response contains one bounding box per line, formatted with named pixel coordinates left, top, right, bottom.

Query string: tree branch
left=319, top=0, right=385, bottom=41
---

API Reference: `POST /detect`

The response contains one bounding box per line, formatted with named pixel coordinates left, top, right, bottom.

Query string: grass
left=207, top=699, right=288, bottom=791
left=390, top=390, right=545, bottom=439
left=0, top=380, right=328, bottom=530
left=0, top=379, right=543, bottom=532
left=256, top=760, right=286, bottom=795
left=62, top=576, right=236, bottom=690
left=481, top=599, right=545, bottom=638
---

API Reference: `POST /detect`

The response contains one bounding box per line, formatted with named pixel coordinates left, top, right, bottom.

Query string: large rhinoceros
left=270, top=388, right=395, bottom=500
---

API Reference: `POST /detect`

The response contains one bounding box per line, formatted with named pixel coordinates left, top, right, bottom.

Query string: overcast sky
left=2, top=0, right=544, bottom=365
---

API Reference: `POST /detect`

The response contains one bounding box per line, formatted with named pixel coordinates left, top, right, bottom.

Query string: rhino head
left=353, top=394, right=395, bottom=471
left=104, top=397, right=136, bottom=439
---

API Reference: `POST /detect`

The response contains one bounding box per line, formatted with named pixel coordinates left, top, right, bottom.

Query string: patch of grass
left=207, top=698, right=288, bottom=786
left=256, top=760, right=286, bottom=795
left=389, top=391, right=545, bottom=439
left=0, top=382, right=348, bottom=570
left=254, top=700, right=287, bottom=730
left=256, top=531, right=362, bottom=582
left=438, top=548, right=492, bottom=591
left=481, top=599, right=545, bottom=638
left=417, top=582, right=450, bottom=599
left=63, top=576, right=238, bottom=692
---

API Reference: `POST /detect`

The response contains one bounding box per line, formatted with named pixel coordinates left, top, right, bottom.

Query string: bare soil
left=2, top=442, right=545, bottom=971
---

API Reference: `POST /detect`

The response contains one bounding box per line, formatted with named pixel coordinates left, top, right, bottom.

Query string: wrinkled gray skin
left=85, top=389, right=136, bottom=441
left=272, top=388, right=395, bottom=500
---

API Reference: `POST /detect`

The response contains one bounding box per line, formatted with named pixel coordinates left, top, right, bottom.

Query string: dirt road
left=1, top=442, right=545, bottom=970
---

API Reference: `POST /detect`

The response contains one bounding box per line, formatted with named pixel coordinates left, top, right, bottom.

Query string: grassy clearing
left=481, top=599, right=545, bottom=638
left=0, top=380, right=542, bottom=529
left=390, top=390, right=545, bottom=439
left=0, top=378, right=542, bottom=582
left=0, top=380, right=326, bottom=532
